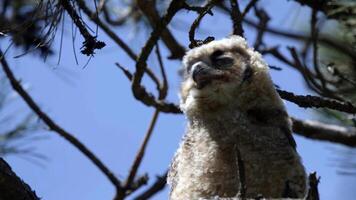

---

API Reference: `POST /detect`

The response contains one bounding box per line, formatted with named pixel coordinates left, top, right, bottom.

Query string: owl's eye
left=210, top=50, right=234, bottom=69
left=214, top=56, right=234, bottom=68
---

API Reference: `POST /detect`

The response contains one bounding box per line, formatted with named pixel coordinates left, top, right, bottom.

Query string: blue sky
left=2, top=1, right=356, bottom=200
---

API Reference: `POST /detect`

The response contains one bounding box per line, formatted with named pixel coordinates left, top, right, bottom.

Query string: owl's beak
left=191, top=62, right=225, bottom=89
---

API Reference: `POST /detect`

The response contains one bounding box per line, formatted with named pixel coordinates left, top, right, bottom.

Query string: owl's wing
left=246, top=107, right=296, bottom=149
left=278, top=121, right=296, bottom=149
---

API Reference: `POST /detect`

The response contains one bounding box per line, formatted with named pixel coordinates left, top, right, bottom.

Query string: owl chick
left=167, top=36, right=306, bottom=200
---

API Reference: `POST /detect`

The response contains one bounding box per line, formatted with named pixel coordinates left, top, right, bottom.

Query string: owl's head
left=180, top=36, right=278, bottom=115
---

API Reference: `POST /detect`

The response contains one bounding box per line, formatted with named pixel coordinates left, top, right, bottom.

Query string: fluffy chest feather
left=168, top=112, right=305, bottom=199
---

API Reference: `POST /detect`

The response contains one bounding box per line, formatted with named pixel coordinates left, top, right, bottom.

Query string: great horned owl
left=168, top=36, right=306, bottom=199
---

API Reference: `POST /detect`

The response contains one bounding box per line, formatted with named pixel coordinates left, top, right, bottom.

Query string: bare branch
left=252, top=7, right=270, bottom=50
left=155, top=43, right=168, bottom=100
left=229, top=0, right=244, bottom=36
left=291, top=117, right=356, bottom=147
left=75, top=0, right=137, bottom=60
left=137, top=0, right=185, bottom=59
left=120, top=109, right=160, bottom=198
left=183, top=2, right=213, bottom=15
left=128, top=174, right=149, bottom=194
left=271, top=47, right=321, bottom=95
left=243, top=17, right=356, bottom=60
left=133, top=172, right=168, bottom=200
left=131, top=0, right=184, bottom=113
left=241, top=0, right=259, bottom=18
left=0, top=50, right=122, bottom=190
left=189, top=0, right=219, bottom=48
left=76, top=0, right=173, bottom=111
left=217, top=2, right=356, bottom=59
left=287, top=47, right=341, bottom=100
left=277, top=89, right=356, bottom=114
left=116, top=63, right=133, bottom=80
left=310, top=4, right=327, bottom=91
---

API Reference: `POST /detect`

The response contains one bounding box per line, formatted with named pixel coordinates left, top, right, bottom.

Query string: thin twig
left=76, top=0, right=180, bottom=113
left=59, top=0, right=105, bottom=56
left=127, top=174, right=149, bottom=195
left=253, top=7, right=269, bottom=50
left=266, top=46, right=342, bottom=100
left=75, top=0, right=136, bottom=58
left=287, top=47, right=331, bottom=98
left=76, top=0, right=163, bottom=91
left=188, top=0, right=219, bottom=48
left=241, top=0, right=259, bottom=18
left=242, top=17, right=356, bottom=59
left=133, top=172, right=168, bottom=200
left=0, top=50, right=122, bottom=190
left=216, top=1, right=356, bottom=59
left=131, top=0, right=184, bottom=112
left=182, top=2, right=213, bottom=15
left=155, top=43, right=168, bottom=100
left=122, top=109, right=160, bottom=196
left=137, top=0, right=185, bottom=59
left=116, top=63, right=133, bottom=80
left=310, top=4, right=326, bottom=89
left=230, top=0, right=244, bottom=36
left=263, top=46, right=335, bottom=99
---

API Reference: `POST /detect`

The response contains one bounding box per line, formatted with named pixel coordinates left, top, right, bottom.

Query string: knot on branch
left=80, top=36, right=106, bottom=56
left=189, top=36, right=215, bottom=49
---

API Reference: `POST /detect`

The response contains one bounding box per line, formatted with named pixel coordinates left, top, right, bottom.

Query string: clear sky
left=2, top=1, right=356, bottom=200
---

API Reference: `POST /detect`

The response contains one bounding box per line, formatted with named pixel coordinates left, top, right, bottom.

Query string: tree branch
left=133, top=172, right=168, bottom=200
left=243, top=17, right=356, bottom=60
left=75, top=0, right=180, bottom=113
left=291, top=117, right=356, bottom=147
left=252, top=7, right=269, bottom=50
left=293, top=0, right=329, bottom=14
left=229, top=0, right=244, bottom=36
left=118, top=109, right=160, bottom=199
left=0, top=50, right=122, bottom=190
left=137, top=0, right=185, bottom=59
left=188, top=0, right=219, bottom=48
left=131, top=0, right=184, bottom=113
left=277, top=89, right=356, bottom=114
left=241, top=0, right=259, bottom=18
